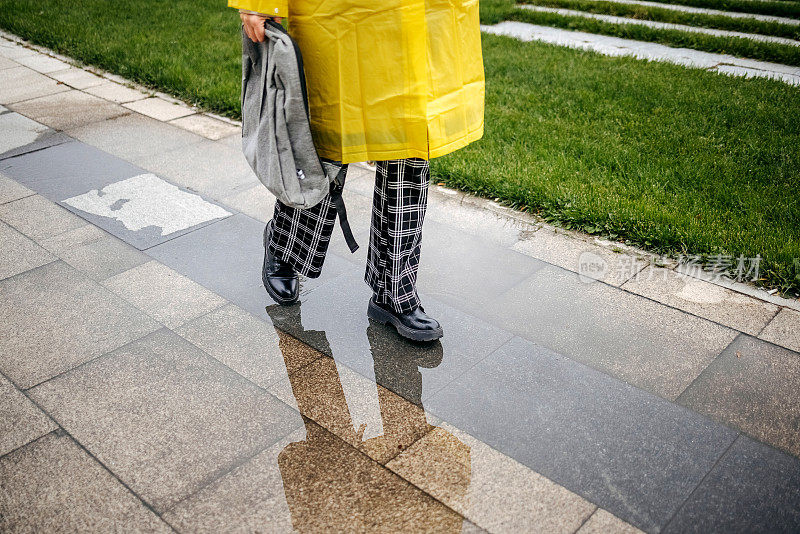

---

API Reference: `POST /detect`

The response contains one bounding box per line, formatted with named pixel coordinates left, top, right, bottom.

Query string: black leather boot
left=263, top=222, right=299, bottom=305
left=367, top=295, right=443, bottom=342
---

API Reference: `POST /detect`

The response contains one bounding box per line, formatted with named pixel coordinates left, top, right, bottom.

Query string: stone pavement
left=2, top=35, right=800, bottom=533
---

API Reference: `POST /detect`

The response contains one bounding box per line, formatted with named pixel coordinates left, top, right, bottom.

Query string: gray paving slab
left=263, top=269, right=516, bottom=404
left=146, top=212, right=351, bottom=319
left=169, top=114, right=240, bottom=140
left=0, top=194, right=87, bottom=241
left=0, top=374, right=56, bottom=456
left=577, top=509, right=643, bottom=533
left=663, top=435, right=800, bottom=533
left=622, top=266, right=779, bottom=335
left=0, top=172, right=33, bottom=204
left=0, top=140, right=234, bottom=249
left=0, top=65, right=69, bottom=104
left=0, top=140, right=143, bottom=201
left=478, top=265, right=737, bottom=400
left=102, top=260, right=226, bottom=329
left=219, top=182, right=275, bottom=222
left=124, top=96, right=194, bottom=121
left=48, top=67, right=105, bottom=90
left=175, top=303, right=312, bottom=389
left=10, top=89, right=129, bottom=130
left=678, top=334, right=800, bottom=458
left=0, top=110, right=49, bottom=154
left=55, top=233, right=150, bottom=281
left=137, top=137, right=259, bottom=200
left=0, top=130, right=72, bottom=161
left=0, top=55, right=17, bottom=70
left=760, top=307, right=800, bottom=353
left=84, top=81, right=148, bottom=103
left=28, top=329, right=303, bottom=512
left=423, top=335, right=739, bottom=533
left=163, top=422, right=465, bottom=532
left=513, top=226, right=648, bottom=286
left=0, top=261, right=161, bottom=389
left=387, top=422, right=599, bottom=533
left=66, top=112, right=205, bottom=162
left=13, top=53, right=70, bottom=74
left=0, top=220, right=53, bottom=280
left=415, top=219, right=549, bottom=314
left=0, top=431, right=171, bottom=532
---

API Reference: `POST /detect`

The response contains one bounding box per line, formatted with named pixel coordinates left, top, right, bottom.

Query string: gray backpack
left=240, top=18, right=358, bottom=252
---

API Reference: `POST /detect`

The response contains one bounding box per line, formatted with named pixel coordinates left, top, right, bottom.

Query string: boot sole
left=367, top=299, right=443, bottom=342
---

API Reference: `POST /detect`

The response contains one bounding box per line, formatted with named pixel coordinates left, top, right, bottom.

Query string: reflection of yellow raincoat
left=229, top=0, right=485, bottom=163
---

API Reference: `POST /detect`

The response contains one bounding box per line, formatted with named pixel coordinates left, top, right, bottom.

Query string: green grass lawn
left=518, top=0, right=800, bottom=40
left=1, top=0, right=798, bottom=295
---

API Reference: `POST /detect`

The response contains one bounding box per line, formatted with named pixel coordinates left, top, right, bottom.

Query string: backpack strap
left=328, top=164, right=359, bottom=253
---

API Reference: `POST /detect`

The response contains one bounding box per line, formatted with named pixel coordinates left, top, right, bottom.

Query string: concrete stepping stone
left=519, top=5, right=800, bottom=46
left=482, top=21, right=800, bottom=84
left=560, top=0, right=800, bottom=26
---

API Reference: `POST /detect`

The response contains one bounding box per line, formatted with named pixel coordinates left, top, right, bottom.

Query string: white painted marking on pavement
left=63, top=173, right=231, bottom=236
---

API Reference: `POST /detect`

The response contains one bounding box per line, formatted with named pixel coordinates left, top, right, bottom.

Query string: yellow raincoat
left=230, top=0, right=485, bottom=164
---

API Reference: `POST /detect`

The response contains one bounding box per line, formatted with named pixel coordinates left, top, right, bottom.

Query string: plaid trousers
left=268, top=158, right=429, bottom=313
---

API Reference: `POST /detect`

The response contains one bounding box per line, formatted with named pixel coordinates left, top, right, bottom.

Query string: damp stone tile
left=0, top=110, right=50, bottom=155
left=0, top=374, right=56, bottom=456
left=124, top=97, right=195, bottom=121
left=48, top=67, right=105, bottom=90
left=622, top=266, right=778, bottom=335
left=664, top=435, right=800, bottom=533
left=0, top=261, right=161, bottom=388
left=480, top=265, right=737, bottom=401
left=577, top=509, right=644, bottom=534
left=0, top=431, right=171, bottom=532
left=0, top=221, right=53, bottom=280
left=388, top=423, right=596, bottom=533
left=268, top=356, right=437, bottom=465
left=0, top=67, right=69, bottom=105
left=10, top=90, right=128, bottom=130
left=678, top=334, right=800, bottom=458
left=0, top=194, right=87, bottom=242
left=175, top=303, right=322, bottom=389
left=66, top=113, right=204, bottom=162
left=169, top=114, right=240, bottom=140
left=84, top=81, right=148, bottom=104
left=28, top=329, right=303, bottom=512
left=163, top=421, right=464, bottom=532
left=0, top=173, right=34, bottom=204
left=102, top=261, right=226, bottom=329
left=759, top=307, right=800, bottom=354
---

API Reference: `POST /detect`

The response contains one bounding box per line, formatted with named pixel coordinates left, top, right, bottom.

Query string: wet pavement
left=2, top=35, right=800, bottom=533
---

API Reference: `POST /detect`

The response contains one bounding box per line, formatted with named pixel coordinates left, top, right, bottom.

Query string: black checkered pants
left=268, top=158, right=429, bottom=313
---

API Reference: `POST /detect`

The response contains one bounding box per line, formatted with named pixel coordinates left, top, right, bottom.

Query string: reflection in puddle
left=266, top=303, right=471, bottom=531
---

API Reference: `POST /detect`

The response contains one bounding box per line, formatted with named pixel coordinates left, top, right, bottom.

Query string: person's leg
left=267, top=160, right=343, bottom=279
left=365, top=158, right=429, bottom=313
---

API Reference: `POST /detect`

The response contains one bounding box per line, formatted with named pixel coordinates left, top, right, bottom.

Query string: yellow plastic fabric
left=229, top=0, right=485, bottom=163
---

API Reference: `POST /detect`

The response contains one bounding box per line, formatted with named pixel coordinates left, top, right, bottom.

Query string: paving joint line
left=9, top=380, right=182, bottom=533
left=659, top=434, right=741, bottom=532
